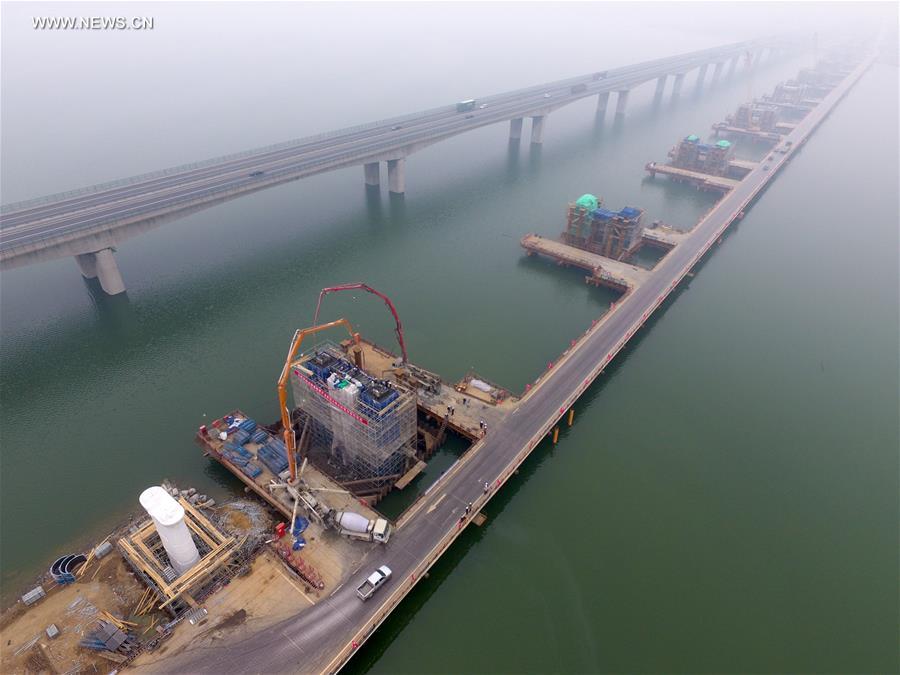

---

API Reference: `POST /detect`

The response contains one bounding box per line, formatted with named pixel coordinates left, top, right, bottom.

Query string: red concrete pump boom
left=312, top=283, right=408, bottom=364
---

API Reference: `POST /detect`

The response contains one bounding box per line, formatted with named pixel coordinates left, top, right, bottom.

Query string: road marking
left=281, top=629, right=306, bottom=654
left=278, top=569, right=316, bottom=606
left=427, top=493, right=447, bottom=514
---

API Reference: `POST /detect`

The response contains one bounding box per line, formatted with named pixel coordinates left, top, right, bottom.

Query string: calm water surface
left=1, top=5, right=897, bottom=672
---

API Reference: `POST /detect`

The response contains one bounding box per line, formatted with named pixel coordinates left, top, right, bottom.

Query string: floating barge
left=521, top=233, right=650, bottom=292
left=644, top=162, right=740, bottom=193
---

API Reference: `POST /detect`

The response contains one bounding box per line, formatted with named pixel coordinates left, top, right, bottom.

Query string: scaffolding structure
left=728, top=102, right=780, bottom=131
left=668, top=135, right=734, bottom=176
left=290, top=342, right=417, bottom=494
left=117, top=498, right=242, bottom=617
left=561, top=202, right=645, bottom=260
left=770, top=80, right=810, bottom=105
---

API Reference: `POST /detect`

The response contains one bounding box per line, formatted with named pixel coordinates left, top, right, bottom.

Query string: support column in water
left=387, top=158, right=405, bottom=194
left=364, top=162, right=380, bottom=187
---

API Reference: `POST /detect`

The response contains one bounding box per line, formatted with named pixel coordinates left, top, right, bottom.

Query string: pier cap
left=139, top=486, right=186, bottom=526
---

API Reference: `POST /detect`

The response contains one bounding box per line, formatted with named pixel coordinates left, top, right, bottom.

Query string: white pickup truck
left=356, top=566, right=392, bottom=601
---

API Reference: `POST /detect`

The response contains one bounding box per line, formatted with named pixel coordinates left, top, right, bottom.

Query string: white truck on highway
left=356, top=565, right=392, bottom=601
left=334, top=511, right=392, bottom=544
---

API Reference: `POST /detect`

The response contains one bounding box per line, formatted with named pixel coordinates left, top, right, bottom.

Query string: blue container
left=240, top=461, right=262, bottom=479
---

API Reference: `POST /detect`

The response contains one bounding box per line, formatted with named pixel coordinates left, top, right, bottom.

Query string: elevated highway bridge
left=0, top=38, right=790, bottom=294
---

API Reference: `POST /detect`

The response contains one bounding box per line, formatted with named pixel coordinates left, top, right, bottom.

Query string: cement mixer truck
left=333, top=511, right=392, bottom=544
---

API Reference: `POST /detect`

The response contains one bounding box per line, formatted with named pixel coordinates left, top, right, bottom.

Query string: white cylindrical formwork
left=139, top=486, right=200, bottom=575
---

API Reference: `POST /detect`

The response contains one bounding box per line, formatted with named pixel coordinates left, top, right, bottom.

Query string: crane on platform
left=312, top=283, right=408, bottom=364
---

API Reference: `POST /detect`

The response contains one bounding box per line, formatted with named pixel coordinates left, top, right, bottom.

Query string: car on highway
left=543, top=93, right=552, bottom=98
left=478, top=104, right=488, bottom=109
left=465, top=113, right=474, bottom=119
left=391, top=125, right=402, bottom=130
left=248, top=171, right=265, bottom=177
left=592, top=70, right=609, bottom=80
left=763, top=164, right=770, bottom=171
left=357, top=566, right=392, bottom=601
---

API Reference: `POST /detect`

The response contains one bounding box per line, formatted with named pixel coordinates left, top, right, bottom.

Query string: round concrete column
left=94, top=248, right=126, bottom=295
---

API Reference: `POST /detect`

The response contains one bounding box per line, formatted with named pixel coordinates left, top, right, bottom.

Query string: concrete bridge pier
left=654, top=75, right=667, bottom=98
left=672, top=73, right=686, bottom=97
left=697, top=63, right=709, bottom=86
left=530, top=116, right=545, bottom=144
left=728, top=55, right=739, bottom=76
left=364, top=162, right=380, bottom=187
left=509, top=117, right=523, bottom=140
left=595, top=92, right=610, bottom=119
left=387, top=158, right=405, bottom=194
left=712, top=61, right=724, bottom=82
left=615, top=90, right=630, bottom=117
left=76, top=248, right=126, bottom=295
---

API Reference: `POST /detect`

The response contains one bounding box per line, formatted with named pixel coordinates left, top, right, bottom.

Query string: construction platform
left=641, top=225, right=689, bottom=249
left=761, top=99, right=816, bottom=115
left=197, top=412, right=385, bottom=518
left=711, top=123, right=782, bottom=143
left=339, top=337, right=518, bottom=443
left=117, top=496, right=240, bottom=615
left=645, top=162, right=740, bottom=193
left=521, top=234, right=651, bottom=292
left=728, top=158, right=759, bottom=176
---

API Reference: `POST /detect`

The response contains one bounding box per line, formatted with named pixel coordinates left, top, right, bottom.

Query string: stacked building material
left=257, top=438, right=289, bottom=475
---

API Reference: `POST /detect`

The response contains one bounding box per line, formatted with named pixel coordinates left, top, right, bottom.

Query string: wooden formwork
left=117, top=497, right=239, bottom=613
